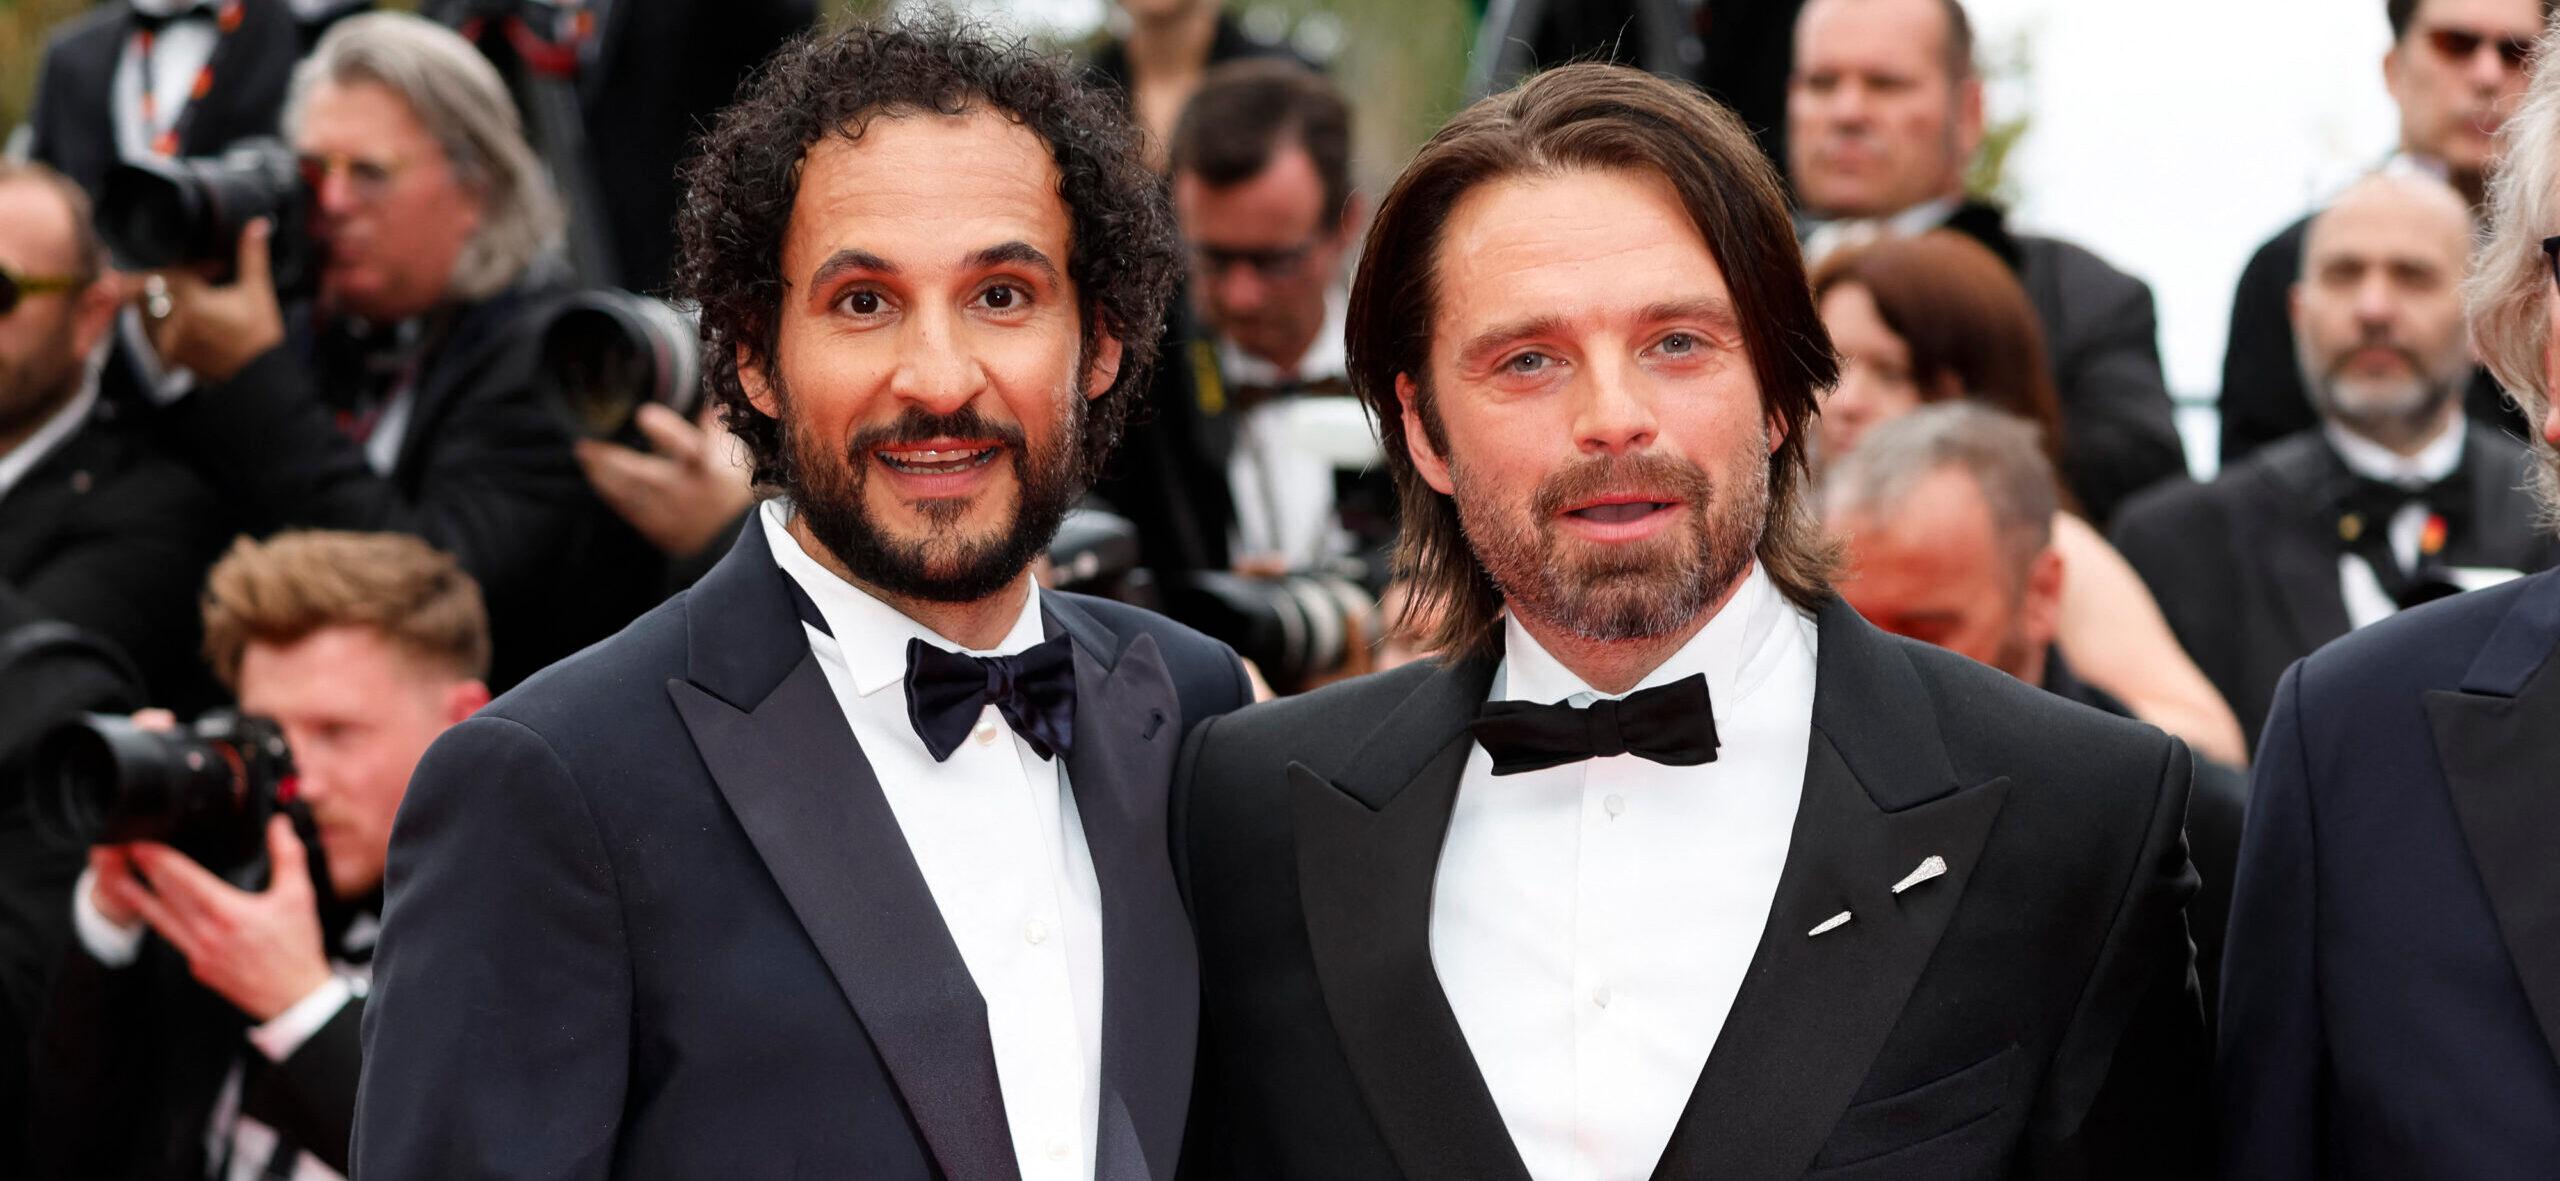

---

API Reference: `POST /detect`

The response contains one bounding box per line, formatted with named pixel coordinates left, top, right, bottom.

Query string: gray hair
left=1824, top=402, right=2059, bottom=588
left=285, top=12, right=563, bottom=302
left=2466, top=12, right=2560, bottom=524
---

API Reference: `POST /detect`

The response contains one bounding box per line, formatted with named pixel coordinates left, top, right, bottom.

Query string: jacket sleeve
left=2211, top=662, right=2325, bottom=1179
left=2216, top=221, right=2314, bottom=464
left=251, top=996, right=365, bottom=1175
left=154, top=342, right=588, bottom=612
left=354, top=715, right=630, bottom=1180
left=2024, top=736, right=2210, bottom=1177
left=2048, top=257, right=2190, bottom=526
left=5, top=456, right=225, bottom=704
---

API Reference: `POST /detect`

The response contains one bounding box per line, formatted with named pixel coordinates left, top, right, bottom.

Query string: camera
left=1171, top=565, right=1375, bottom=692
left=533, top=290, right=705, bottom=444
left=30, top=712, right=295, bottom=881
left=96, top=138, right=317, bottom=297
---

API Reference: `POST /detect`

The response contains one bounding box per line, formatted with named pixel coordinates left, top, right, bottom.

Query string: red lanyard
left=133, top=0, right=245, bottom=157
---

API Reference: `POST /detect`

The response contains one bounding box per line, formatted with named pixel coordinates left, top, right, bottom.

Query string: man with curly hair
left=352, top=17, right=1251, bottom=1181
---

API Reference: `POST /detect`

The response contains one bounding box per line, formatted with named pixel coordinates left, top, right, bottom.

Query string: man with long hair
left=1175, top=62, right=2206, bottom=1177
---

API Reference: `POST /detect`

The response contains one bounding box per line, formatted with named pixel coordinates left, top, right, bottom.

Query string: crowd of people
left=0, top=0, right=2555, bottom=1176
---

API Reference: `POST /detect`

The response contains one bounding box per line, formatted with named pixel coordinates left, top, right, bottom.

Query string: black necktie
left=2336, top=474, right=2469, bottom=609
left=1469, top=673, right=1721, bottom=777
left=904, top=636, right=1078, bottom=763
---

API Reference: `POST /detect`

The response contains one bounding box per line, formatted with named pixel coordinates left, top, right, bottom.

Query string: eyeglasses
left=2542, top=234, right=2560, bottom=290
left=296, top=150, right=408, bottom=202
left=0, top=267, right=85, bottom=316
left=1191, top=239, right=1320, bottom=282
left=2424, top=25, right=2536, bottom=71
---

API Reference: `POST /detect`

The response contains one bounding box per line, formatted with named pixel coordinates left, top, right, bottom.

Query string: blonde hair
left=2465, top=12, right=2560, bottom=524
left=202, top=531, right=490, bottom=689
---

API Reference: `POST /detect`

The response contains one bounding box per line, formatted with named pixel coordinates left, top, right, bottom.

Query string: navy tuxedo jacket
left=2218, top=567, right=2560, bottom=1176
left=353, top=522, right=1250, bottom=1179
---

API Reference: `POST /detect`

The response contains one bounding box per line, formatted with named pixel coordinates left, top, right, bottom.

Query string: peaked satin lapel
left=2248, top=442, right=2353, bottom=653
left=1651, top=601, right=2011, bottom=1178
left=669, top=534, right=1020, bottom=1181
left=1291, top=652, right=1530, bottom=1181
left=2425, top=571, right=2560, bottom=1070
left=1051, top=600, right=1193, bottom=1181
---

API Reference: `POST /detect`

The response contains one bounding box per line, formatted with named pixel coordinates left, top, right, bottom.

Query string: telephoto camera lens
left=31, top=713, right=294, bottom=876
left=536, top=291, right=705, bottom=442
left=96, top=138, right=313, bottom=292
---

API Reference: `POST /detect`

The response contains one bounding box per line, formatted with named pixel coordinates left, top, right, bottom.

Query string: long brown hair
left=1347, top=62, right=1840, bottom=659
left=1809, top=230, right=2068, bottom=469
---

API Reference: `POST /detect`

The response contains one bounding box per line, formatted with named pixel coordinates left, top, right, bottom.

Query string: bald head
left=2292, top=168, right=2479, bottom=452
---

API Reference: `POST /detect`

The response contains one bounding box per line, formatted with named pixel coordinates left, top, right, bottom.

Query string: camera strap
left=128, top=0, right=246, bottom=157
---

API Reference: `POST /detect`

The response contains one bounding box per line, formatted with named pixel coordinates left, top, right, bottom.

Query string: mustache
left=847, top=404, right=1027, bottom=457
left=1531, top=451, right=1717, bottom=520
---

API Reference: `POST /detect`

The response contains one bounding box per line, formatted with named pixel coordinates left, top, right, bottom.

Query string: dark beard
left=777, top=375, right=1084, bottom=605
left=1452, top=439, right=1767, bottom=643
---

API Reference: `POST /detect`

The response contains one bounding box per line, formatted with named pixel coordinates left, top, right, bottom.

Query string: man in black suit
left=1177, top=63, right=2205, bottom=1179
left=30, top=531, right=493, bottom=1181
left=1788, top=0, right=2187, bottom=524
left=2115, top=169, right=2556, bottom=753
left=131, top=12, right=661, bottom=689
left=354, top=18, right=1249, bottom=1179
left=2218, top=0, right=2550, bottom=463
left=24, top=0, right=364, bottom=205
left=1823, top=402, right=2247, bottom=1021
left=2217, top=55, right=2560, bottom=1161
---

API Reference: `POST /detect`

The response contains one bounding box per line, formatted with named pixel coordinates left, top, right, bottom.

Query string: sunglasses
left=2425, top=25, right=2536, bottom=71
left=0, top=267, right=85, bottom=316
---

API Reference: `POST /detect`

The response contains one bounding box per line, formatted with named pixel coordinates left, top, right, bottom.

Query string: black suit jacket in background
left=2216, top=214, right=2522, bottom=463
left=2110, top=422, right=2557, bottom=753
left=0, top=397, right=226, bottom=713
left=2218, top=568, right=2560, bottom=1177
left=1939, top=201, right=2191, bottom=526
left=26, top=0, right=364, bottom=202
left=355, top=522, right=1251, bottom=1180
left=27, top=928, right=365, bottom=1180
left=1176, top=597, right=2207, bottom=1179
left=148, top=277, right=665, bottom=689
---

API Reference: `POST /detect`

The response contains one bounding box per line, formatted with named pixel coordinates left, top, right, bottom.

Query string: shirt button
left=1592, top=985, right=1612, bottom=1009
left=1046, top=1139, right=1071, bottom=1163
left=1023, top=918, right=1050, bottom=945
left=972, top=717, right=1001, bottom=745
left=1603, top=794, right=1626, bottom=817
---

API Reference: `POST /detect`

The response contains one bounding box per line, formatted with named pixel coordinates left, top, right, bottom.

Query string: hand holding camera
left=574, top=402, right=752, bottom=559
left=136, top=217, right=287, bottom=383
left=89, top=816, right=332, bottom=1023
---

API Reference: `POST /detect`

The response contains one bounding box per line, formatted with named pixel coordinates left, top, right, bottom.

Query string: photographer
left=129, top=11, right=661, bottom=689
left=1096, top=59, right=1396, bottom=691
left=28, top=530, right=489, bottom=1181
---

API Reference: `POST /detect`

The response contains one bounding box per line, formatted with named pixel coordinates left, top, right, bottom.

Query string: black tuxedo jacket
left=27, top=0, right=362, bottom=202
left=28, top=930, right=365, bottom=1179
left=1938, top=201, right=2188, bottom=526
left=1175, top=597, right=2207, bottom=1178
left=2218, top=567, right=2560, bottom=1176
left=0, top=398, right=225, bottom=712
left=2110, top=423, right=2557, bottom=753
left=2216, top=214, right=2520, bottom=463
left=354, top=522, right=1252, bottom=1180
left=151, top=278, right=665, bottom=689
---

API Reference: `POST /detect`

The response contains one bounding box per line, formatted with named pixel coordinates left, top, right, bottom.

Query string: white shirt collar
left=0, top=369, right=101, bottom=504
left=2323, top=413, right=2465, bottom=486
left=1217, top=287, right=1349, bottom=390
left=1495, top=562, right=1793, bottom=714
left=759, top=498, right=1048, bottom=697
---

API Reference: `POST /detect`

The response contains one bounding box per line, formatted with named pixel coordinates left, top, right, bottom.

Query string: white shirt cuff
left=70, top=866, right=146, bottom=968
left=116, top=309, right=198, bottom=405
left=247, top=975, right=353, bottom=1063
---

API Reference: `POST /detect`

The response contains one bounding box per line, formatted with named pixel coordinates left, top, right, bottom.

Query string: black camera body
left=97, top=137, right=318, bottom=300
left=31, top=712, right=296, bottom=885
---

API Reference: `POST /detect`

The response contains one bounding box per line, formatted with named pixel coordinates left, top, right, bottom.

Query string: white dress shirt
left=0, top=369, right=98, bottom=503
left=1799, top=195, right=1962, bottom=268
left=2324, top=418, right=2518, bottom=629
left=761, top=500, right=1105, bottom=1180
left=1431, top=564, right=1819, bottom=1181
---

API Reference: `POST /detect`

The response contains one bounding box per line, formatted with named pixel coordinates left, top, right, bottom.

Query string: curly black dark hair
left=674, top=13, right=1179, bottom=491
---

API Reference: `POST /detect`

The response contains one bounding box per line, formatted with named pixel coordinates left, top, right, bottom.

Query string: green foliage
left=1964, top=25, right=2035, bottom=208
left=3, top=0, right=98, bottom=143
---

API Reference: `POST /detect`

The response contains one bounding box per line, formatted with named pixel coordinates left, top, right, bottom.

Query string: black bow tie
left=129, top=1, right=220, bottom=32
left=1468, top=673, right=1721, bottom=777
left=904, top=635, right=1078, bottom=763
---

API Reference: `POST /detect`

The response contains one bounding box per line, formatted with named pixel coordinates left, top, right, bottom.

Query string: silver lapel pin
left=1892, top=855, right=1949, bottom=896
left=1807, top=910, right=1852, bottom=937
